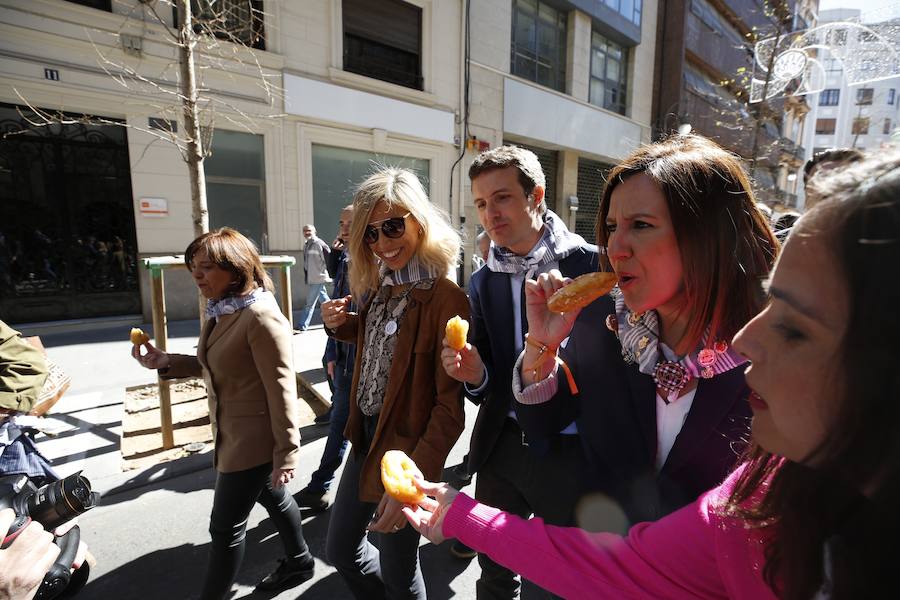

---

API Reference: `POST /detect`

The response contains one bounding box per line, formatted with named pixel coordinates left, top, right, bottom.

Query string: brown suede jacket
left=331, top=276, right=469, bottom=503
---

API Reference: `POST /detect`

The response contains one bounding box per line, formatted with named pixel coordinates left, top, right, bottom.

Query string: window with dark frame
left=856, top=88, right=874, bottom=105
left=819, top=89, right=840, bottom=106
left=815, top=118, right=836, bottom=134
left=889, top=89, right=896, bottom=105
left=852, top=117, right=870, bottom=135
left=342, top=0, right=423, bottom=90
left=511, top=0, right=568, bottom=93
left=175, top=1, right=266, bottom=50
left=602, top=0, right=642, bottom=25
left=884, top=118, right=892, bottom=135
left=589, top=31, right=628, bottom=116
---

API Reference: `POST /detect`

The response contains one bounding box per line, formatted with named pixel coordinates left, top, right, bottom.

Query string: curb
left=94, top=448, right=214, bottom=499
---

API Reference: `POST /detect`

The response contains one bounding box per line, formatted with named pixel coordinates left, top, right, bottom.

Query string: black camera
left=0, top=472, right=100, bottom=600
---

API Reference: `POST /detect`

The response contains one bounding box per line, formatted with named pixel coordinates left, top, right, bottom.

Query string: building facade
left=652, top=0, right=816, bottom=209
left=801, top=8, right=900, bottom=208
left=0, top=0, right=658, bottom=324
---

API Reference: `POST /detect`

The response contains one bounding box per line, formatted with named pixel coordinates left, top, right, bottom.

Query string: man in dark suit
left=441, top=146, right=598, bottom=600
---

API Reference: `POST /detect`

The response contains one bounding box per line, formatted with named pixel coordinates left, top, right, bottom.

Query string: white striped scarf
left=486, top=210, right=587, bottom=277
left=381, top=256, right=440, bottom=286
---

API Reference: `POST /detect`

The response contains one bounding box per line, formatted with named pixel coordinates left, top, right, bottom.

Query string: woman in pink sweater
left=404, top=152, right=900, bottom=599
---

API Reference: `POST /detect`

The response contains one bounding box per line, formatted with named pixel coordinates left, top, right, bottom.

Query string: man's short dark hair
left=804, top=148, right=865, bottom=184
left=468, top=145, right=547, bottom=213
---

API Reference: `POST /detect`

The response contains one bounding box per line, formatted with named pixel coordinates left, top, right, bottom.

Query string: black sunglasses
left=364, top=213, right=411, bottom=245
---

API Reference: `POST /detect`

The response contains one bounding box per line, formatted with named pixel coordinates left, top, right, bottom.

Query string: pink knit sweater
left=442, top=469, right=777, bottom=599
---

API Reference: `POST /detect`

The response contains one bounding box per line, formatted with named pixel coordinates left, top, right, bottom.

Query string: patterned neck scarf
left=606, top=289, right=746, bottom=398
left=205, top=287, right=268, bottom=321
left=381, top=256, right=440, bottom=286
left=486, top=210, right=587, bottom=277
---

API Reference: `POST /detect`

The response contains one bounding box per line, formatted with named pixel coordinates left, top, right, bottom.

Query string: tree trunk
left=176, top=0, right=209, bottom=324
left=750, top=24, right=784, bottom=179
left=177, top=0, right=209, bottom=239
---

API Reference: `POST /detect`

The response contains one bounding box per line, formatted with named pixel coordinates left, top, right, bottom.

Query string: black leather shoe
left=314, top=408, right=332, bottom=425
left=256, top=556, right=315, bottom=592
left=294, top=486, right=330, bottom=511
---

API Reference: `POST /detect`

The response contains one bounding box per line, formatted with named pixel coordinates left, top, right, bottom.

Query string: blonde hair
left=348, top=167, right=460, bottom=296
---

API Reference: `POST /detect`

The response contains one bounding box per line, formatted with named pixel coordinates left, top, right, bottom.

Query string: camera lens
left=22, top=472, right=100, bottom=530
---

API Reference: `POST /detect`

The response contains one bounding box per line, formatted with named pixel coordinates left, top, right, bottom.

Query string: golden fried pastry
left=130, top=327, right=150, bottom=346
left=381, top=450, right=425, bottom=504
left=445, top=315, right=469, bottom=351
left=546, top=272, right=618, bottom=313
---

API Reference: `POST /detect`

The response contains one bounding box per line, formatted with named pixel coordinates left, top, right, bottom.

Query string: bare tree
left=10, top=0, right=282, bottom=239
left=6, top=0, right=283, bottom=449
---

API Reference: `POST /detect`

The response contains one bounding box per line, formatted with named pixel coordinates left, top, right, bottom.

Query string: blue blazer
left=465, top=245, right=599, bottom=474
left=515, top=297, right=753, bottom=523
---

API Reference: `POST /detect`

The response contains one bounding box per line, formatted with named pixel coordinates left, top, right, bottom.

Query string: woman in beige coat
left=132, top=228, right=312, bottom=599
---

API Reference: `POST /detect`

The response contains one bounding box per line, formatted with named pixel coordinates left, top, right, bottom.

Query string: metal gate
left=576, top=157, right=613, bottom=242
left=0, top=104, right=140, bottom=324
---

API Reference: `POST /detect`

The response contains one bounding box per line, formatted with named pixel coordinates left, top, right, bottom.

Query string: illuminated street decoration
left=750, top=20, right=900, bottom=103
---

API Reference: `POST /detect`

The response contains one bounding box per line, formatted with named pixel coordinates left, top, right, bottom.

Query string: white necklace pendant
left=384, top=319, right=398, bottom=336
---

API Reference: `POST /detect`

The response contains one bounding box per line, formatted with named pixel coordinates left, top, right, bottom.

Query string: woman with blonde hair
left=321, top=167, right=469, bottom=598
left=132, top=227, right=313, bottom=598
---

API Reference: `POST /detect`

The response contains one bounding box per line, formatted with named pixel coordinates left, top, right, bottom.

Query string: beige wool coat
left=163, top=296, right=301, bottom=473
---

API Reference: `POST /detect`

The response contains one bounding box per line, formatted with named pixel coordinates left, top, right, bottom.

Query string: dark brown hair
left=596, top=134, right=778, bottom=351
left=468, top=145, right=547, bottom=213
left=184, top=227, right=273, bottom=296
left=803, top=147, right=864, bottom=184
left=728, top=153, right=900, bottom=598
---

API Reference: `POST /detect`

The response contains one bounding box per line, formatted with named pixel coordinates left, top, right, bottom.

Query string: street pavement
left=25, top=314, right=481, bottom=600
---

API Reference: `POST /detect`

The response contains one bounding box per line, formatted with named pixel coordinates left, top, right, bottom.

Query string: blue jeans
left=298, top=282, right=330, bottom=330
left=307, top=364, right=351, bottom=493
left=326, top=435, right=426, bottom=600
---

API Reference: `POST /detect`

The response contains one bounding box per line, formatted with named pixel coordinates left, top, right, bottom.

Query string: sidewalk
left=27, top=315, right=334, bottom=499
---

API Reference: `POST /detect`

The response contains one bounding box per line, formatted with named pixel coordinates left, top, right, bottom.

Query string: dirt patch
left=122, top=375, right=324, bottom=470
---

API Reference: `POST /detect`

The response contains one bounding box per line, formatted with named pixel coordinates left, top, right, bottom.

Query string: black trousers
left=199, top=462, right=310, bottom=600
left=474, top=419, right=587, bottom=600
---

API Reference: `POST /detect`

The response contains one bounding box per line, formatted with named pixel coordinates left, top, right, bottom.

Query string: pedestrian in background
left=296, top=205, right=356, bottom=511
left=470, top=231, right=490, bottom=272
left=132, top=228, right=314, bottom=598
left=321, top=167, right=468, bottom=599
left=297, top=224, right=331, bottom=331
left=405, top=149, right=900, bottom=600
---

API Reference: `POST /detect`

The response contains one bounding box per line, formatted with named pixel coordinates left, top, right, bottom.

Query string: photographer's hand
left=0, top=508, right=60, bottom=600
left=53, top=520, right=87, bottom=570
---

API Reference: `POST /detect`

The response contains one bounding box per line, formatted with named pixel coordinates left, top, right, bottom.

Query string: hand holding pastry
left=524, top=270, right=580, bottom=350
left=131, top=339, right=170, bottom=370
left=401, top=477, right=460, bottom=546
left=441, top=335, right=485, bottom=386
